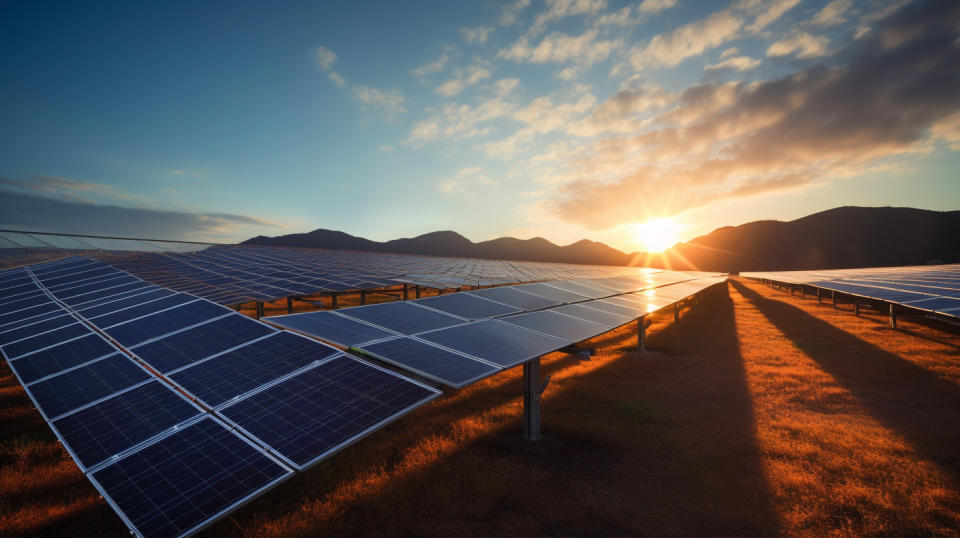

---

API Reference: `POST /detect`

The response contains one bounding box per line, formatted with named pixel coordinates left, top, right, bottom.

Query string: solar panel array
left=267, top=271, right=726, bottom=388
left=0, top=257, right=440, bottom=538
left=741, top=265, right=960, bottom=318
left=94, top=244, right=656, bottom=306
left=0, top=230, right=210, bottom=253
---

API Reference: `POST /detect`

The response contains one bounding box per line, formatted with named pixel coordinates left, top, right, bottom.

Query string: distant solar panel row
left=2, top=257, right=442, bottom=538
left=741, top=265, right=960, bottom=317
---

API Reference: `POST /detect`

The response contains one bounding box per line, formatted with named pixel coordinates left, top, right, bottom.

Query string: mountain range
left=244, top=206, right=960, bottom=272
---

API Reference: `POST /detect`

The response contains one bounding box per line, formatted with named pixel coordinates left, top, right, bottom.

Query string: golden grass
left=2, top=279, right=959, bottom=536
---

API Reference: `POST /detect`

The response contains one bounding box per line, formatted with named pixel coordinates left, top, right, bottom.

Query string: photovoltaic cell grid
left=2, top=256, right=448, bottom=538
left=741, top=265, right=960, bottom=317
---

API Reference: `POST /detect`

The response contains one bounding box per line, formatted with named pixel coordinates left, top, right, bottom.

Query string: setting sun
left=635, top=218, right=680, bottom=253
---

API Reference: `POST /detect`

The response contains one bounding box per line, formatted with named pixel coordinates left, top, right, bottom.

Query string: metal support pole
left=438, top=288, right=444, bottom=295
left=523, top=358, right=542, bottom=441
left=800, top=286, right=805, bottom=298
left=255, top=301, right=264, bottom=320
left=832, top=291, right=837, bottom=309
left=637, top=318, right=646, bottom=352
left=415, top=285, right=421, bottom=299
left=889, top=304, right=897, bottom=329
left=854, top=301, right=860, bottom=317
left=402, top=284, right=408, bottom=301
left=286, top=296, right=293, bottom=314
left=360, top=290, right=366, bottom=305
left=674, top=302, right=680, bottom=323
left=817, top=288, right=822, bottom=303
left=331, top=293, right=338, bottom=310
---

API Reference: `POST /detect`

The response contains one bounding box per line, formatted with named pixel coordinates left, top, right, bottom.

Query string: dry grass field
left=2, top=278, right=960, bottom=536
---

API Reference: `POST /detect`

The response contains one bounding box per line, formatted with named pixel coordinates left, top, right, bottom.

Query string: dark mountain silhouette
left=244, top=206, right=960, bottom=271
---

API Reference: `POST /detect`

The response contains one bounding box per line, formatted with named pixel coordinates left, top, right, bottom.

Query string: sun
left=634, top=218, right=680, bottom=253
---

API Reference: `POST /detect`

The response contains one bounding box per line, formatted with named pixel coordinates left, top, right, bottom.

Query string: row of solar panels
left=741, top=265, right=960, bottom=317
left=0, top=257, right=441, bottom=538
left=0, top=230, right=210, bottom=252
left=266, top=273, right=727, bottom=388
left=97, top=244, right=656, bottom=305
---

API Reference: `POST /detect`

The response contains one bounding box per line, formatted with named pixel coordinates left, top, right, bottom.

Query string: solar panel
left=901, top=296, right=960, bottom=313
left=104, top=299, right=232, bottom=347
left=0, top=303, right=64, bottom=330
left=265, top=311, right=396, bottom=348
left=414, top=293, right=521, bottom=320
left=417, top=319, right=569, bottom=368
left=219, top=356, right=439, bottom=469
left=3, top=295, right=54, bottom=314
left=25, top=353, right=152, bottom=420
left=7, top=333, right=118, bottom=384
left=580, top=298, right=642, bottom=317
left=356, top=336, right=501, bottom=388
left=131, top=313, right=277, bottom=373
left=513, top=282, right=590, bottom=304
left=86, top=293, right=196, bottom=328
left=542, top=280, right=612, bottom=299
left=466, top=286, right=562, bottom=310
left=50, top=380, right=205, bottom=471
left=550, top=304, right=632, bottom=328
left=0, top=313, right=78, bottom=347
left=170, top=332, right=339, bottom=408
left=75, top=288, right=175, bottom=318
left=500, top=310, right=608, bottom=343
left=89, top=417, right=292, bottom=538
left=336, top=301, right=466, bottom=335
left=1, top=322, right=90, bottom=360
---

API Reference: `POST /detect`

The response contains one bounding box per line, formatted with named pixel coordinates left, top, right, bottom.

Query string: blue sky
left=1, top=0, right=957, bottom=252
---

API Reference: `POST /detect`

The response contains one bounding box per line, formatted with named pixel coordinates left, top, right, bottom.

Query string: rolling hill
left=244, top=206, right=960, bottom=272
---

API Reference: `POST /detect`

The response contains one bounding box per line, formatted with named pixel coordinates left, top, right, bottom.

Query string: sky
left=0, top=0, right=958, bottom=253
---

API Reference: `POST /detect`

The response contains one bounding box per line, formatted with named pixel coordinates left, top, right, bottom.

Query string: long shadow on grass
left=732, top=279, right=960, bottom=482
left=215, top=283, right=779, bottom=537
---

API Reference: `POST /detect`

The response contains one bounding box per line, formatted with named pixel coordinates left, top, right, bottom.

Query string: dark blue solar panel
left=51, top=380, right=204, bottom=471
left=337, top=301, right=466, bottom=335
left=171, top=332, right=338, bottom=408
left=2, top=295, right=52, bottom=314
left=358, top=336, right=500, bottom=388
left=50, top=275, right=136, bottom=298
left=551, top=304, right=631, bottom=328
left=901, top=296, right=960, bottom=313
left=501, top=310, right=608, bottom=342
left=62, top=282, right=155, bottom=307
left=132, top=314, right=276, bottom=373
left=513, top=283, right=590, bottom=304
left=415, top=293, right=520, bottom=320
left=8, top=333, right=117, bottom=383
left=88, top=293, right=196, bottom=329
left=90, top=417, right=292, bottom=538
left=76, top=288, right=175, bottom=318
left=542, top=281, right=612, bottom=299
left=26, top=353, right=151, bottom=420
left=105, top=300, right=231, bottom=347
left=418, top=320, right=569, bottom=368
left=0, top=314, right=77, bottom=346
left=2, top=322, right=89, bottom=359
left=581, top=299, right=641, bottom=317
left=811, top=281, right=929, bottom=302
left=0, top=285, right=42, bottom=302
left=220, top=356, right=438, bottom=469
left=41, top=267, right=121, bottom=289
left=0, top=303, right=63, bottom=329
left=467, top=286, right=562, bottom=310
left=266, top=311, right=395, bottom=347
left=0, top=310, right=66, bottom=334
left=73, top=285, right=167, bottom=310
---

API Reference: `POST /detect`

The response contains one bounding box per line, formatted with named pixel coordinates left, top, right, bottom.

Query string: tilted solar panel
left=500, top=310, right=608, bottom=343
left=265, top=311, right=396, bottom=348
left=336, top=300, right=467, bottom=335
left=418, top=319, right=569, bottom=368
left=356, top=336, right=501, bottom=388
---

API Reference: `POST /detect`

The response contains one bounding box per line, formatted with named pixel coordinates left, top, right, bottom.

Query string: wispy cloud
left=461, top=26, right=493, bottom=44
left=351, top=86, right=406, bottom=118
left=499, top=29, right=622, bottom=65
left=767, top=31, right=830, bottom=58
left=411, top=53, right=449, bottom=76
left=628, top=9, right=743, bottom=69
left=313, top=46, right=346, bottom=87
left=435, top=66, right=492, bottom=97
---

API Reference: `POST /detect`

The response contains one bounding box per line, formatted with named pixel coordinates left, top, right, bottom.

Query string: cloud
left=628, top=9, right=743, bottom=69
left=500, top=0, right=531, bottom=26
left=407, top=96, right=515, bottom=145
left=499, top=29, right=621, bottom=65
left=638, top=0, right=677, bottom=13
left=314, top=46, right=347, bottom=87
left=411, top=53, right=449, bottom=76
left=495, top=78, right=520, bottom=96
left=811, top=0, right=853, bottom=26
left=529, top=0, right=608, bottom=35
left=435, top=66, right=492, bottom=97
left=720, top=47, right=739, bottom=59
left=705, top=55, right=762, bottom=72
left=568, top=85, right=673, bottom=136
left=0, top=176, right=140, bottom=205
left=436, top=166, right=498, bottom=197
left=461, top=26, right=493, bottom=44
left=767, top=31, right=830, bottom=58
left=542, top=0, right=960, bottom=230
left=0, top=190, right=277, bottom=241
left=746, top=0, right=801, bottom=33
left=351, top=86, right=406, bottom=118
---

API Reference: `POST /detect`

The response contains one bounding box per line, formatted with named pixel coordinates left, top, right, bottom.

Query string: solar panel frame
left=334, top=300, right=468, bottom=335
left=465, top=286, right=563, bottom=310
left=264, top=310, right=398, bottom=348
left=499, top=310, right=609, bottom=343
left=7, top=331, right=122, bottom=384
left=417, top=319, right=571, bottom=368
left=413, top=292, right=522, bottom=320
